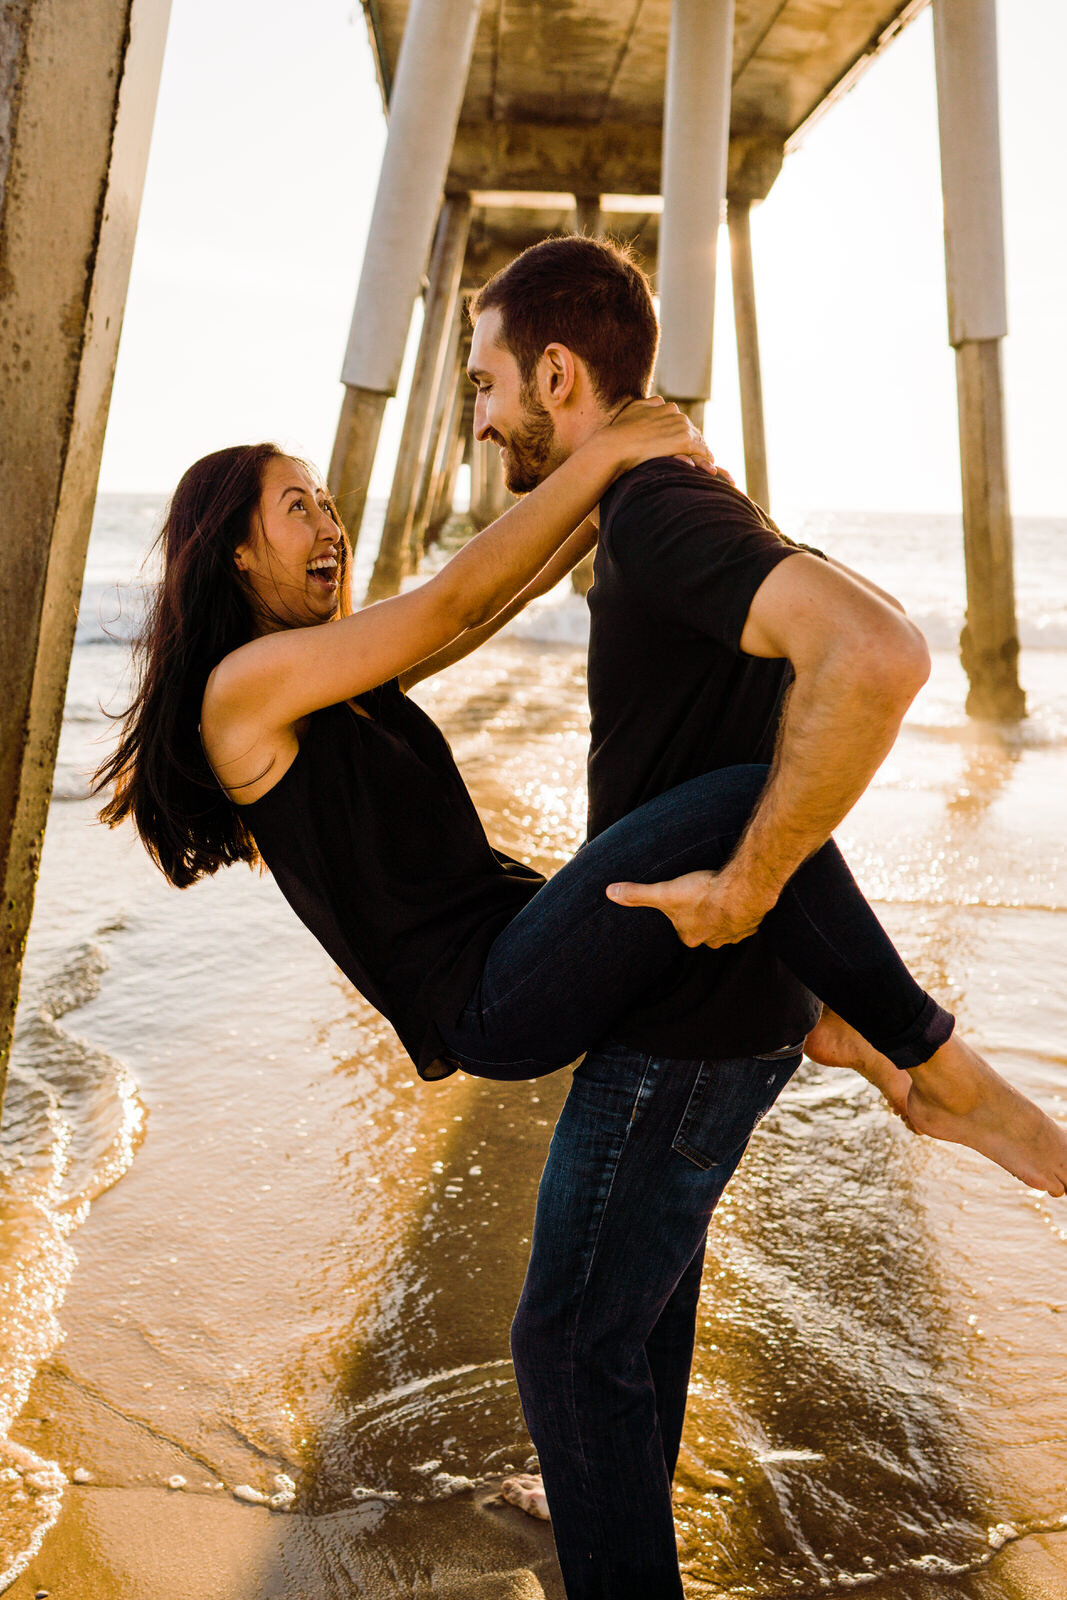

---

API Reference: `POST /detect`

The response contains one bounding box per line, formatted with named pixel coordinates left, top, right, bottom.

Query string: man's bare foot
left=500, top=1473, right=550, bottom=1521
left=804, top=1007, right=914, bottom=1121
left=908, top=1035, right=1067, bottom=1197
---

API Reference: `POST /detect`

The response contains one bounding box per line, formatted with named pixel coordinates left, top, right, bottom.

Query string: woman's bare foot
left=500, top=1473, right=550, bottom=1521
left=805, top=1008, right=1067, bottom=1198
left=908, top=1035, right=1067, bottom=1197
left=804, top=1007, right=914, bottom=1122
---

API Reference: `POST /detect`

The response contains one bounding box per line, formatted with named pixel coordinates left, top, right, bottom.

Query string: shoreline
left=7, top=1480, right=1067, bottom=1598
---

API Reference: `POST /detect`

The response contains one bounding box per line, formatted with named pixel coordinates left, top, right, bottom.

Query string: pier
left=332, top=0, right=1024, bottom=730
left=0, top=0, right=1028, bottom=1108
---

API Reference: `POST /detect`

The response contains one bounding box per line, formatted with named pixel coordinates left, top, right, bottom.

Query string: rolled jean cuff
left=882, top=994, right=955, bottom=1071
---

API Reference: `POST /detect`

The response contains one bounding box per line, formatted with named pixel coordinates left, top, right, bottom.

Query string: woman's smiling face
left=235, top=456, right=344, bottom=632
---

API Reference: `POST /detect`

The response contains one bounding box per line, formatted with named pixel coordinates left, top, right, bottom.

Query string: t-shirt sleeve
left=605, top=472, right=809, bottom=651
left=753, top=503, right=826, bottom=561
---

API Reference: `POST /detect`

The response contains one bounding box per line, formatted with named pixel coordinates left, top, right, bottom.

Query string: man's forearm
left=603, top=555, right=930, bottom=950
left=603, top=655, right=923, bottom=948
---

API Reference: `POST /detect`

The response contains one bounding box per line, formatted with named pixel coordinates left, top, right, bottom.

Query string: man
left=455, top=236, right=1062, bottom=1599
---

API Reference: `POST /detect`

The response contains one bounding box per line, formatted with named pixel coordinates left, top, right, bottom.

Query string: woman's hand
left=602, top=396, right=731, bottom=482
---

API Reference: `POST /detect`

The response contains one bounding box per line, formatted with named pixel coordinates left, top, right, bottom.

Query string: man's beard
left=499, top=381, right=559, bottom=493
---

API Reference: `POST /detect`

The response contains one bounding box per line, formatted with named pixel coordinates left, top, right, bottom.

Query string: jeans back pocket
left=671, top=1051, right=801, bottom=1172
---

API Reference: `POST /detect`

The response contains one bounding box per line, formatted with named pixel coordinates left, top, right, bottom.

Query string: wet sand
left=4, top=628, right=1067, bottom=1598
left=6, top=1486, right=1067, bottom=1600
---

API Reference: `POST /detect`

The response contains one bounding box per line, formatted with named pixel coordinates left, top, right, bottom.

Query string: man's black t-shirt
left=587, top=458, right=822, bottom=1058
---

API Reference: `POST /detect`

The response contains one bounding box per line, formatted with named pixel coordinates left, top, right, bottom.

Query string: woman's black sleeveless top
left=242, top=680, right=544, bottom=1080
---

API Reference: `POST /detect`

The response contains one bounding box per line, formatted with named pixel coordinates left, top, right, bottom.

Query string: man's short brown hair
left=469, top=235, right=659, bottom=408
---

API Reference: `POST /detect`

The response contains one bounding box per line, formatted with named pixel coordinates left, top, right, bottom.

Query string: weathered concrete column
left=0, top=0, right=171, bottom=1110
left=328, top=388, right=389, bottom=540
left=436, top=427, right=468, bottom=533
left=470, top=440, right=509, bottom=530
left=427, top=381, right=473, bottom=546
left=366, top=194, right=471, bottom=600
left=411, top=314, right=466, bottom=558
left=421, top=385, right=464, bottom=546
left=933, top=0, right=1024, bottom=720
left=727, top=199, right=769, bottom=510
left=469, top=441, right=491, bottom=531
left=485, top=443, right=510, bottom=525
left=328, top=0, right=482, bottom=550
left=656, top=0, right=735, bottom=428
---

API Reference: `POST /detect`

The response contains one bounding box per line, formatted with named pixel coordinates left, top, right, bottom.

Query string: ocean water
left=1, top=495, right=1065, bottom=1595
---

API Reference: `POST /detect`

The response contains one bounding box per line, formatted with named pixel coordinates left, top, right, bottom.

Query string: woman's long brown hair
left=94, top=443, right=350, bottom=888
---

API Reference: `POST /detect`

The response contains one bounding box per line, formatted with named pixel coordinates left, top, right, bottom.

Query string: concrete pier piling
left=0, top=0, right=171, bottom=1108
left=366, top=193, right=472, bottom=601
left=725, top=139, right=781, bottom=511
left=328, top=387, right=390, bottom=550
left=933, top=0, right=1024, bottom=720
left=328, top=0, right=482, bottom=553
left=409, top=308, right=466, bottom=561
left=657, top=0, right=735, bottom=428
left=427, top=373, right=472, bottom=547
left=727, top=199, right=770, bottom=511
left=470, top=438, right=509, bottom=530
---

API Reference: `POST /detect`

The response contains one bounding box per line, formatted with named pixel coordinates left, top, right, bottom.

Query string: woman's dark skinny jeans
left=440, top=765, right=954, bottom=1600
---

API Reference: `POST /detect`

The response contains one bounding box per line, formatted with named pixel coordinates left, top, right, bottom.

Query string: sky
left=98, top=0, right=1066, bottom=520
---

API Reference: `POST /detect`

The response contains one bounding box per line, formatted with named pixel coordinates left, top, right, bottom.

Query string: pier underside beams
left=0, top=0, right=171, bottom=1109
left=933, top=0, right=1024, bottom=720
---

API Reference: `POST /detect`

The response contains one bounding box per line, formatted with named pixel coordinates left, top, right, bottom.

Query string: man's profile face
left=468, top=308, right=562, bottom=493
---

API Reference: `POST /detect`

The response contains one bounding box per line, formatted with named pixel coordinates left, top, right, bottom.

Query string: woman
left=95, top=413, right=1067, bottom=1198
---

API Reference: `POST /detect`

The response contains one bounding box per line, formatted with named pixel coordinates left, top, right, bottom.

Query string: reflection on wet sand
left=675, top=1070, right=1054, bottom=1593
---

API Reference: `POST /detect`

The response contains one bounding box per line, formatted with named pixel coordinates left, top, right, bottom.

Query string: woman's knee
left=634, top=764, right=771, bottom=859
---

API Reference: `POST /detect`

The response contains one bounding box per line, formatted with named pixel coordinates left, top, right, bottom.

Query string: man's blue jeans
left=511, top=1039, right=802, bottom=1600
left=437, top=767, right=955, bottom=1596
